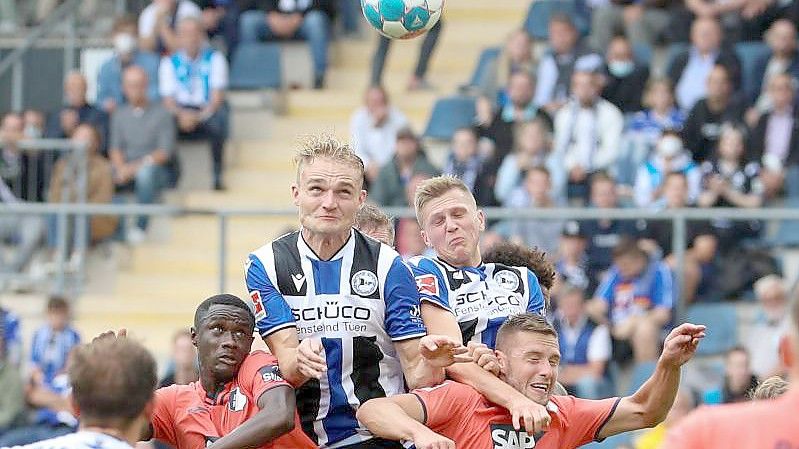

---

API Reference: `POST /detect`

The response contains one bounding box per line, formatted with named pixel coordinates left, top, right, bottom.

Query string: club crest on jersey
left=249, top=291, right=266, bottom=320
left=351, top=270, right=379, bottom=297
left=493, top=270, right=521, bottom=292
left=415, top=274, right=439, bottom=296
left=228, top=387, right=247, bottom=412
left=490, top=424, right=537, bottom=449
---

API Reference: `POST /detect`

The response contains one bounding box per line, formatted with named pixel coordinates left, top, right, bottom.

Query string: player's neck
left=302, top=228, right=350, bottom=260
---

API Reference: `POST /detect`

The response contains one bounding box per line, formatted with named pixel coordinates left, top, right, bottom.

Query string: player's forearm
left=277, top=351, right=311, bottom=387
left=357, top=398, right=427, bottom=442
left=406, top=358, right=446, bottom=390
left=208, top=407, right=294, bottom=449
left=628, top=359, right=681, bottom=426
left=447, top=362, right=529, bottom=409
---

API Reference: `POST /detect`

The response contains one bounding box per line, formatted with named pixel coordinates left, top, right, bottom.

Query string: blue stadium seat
left=735, top=41, right=771, bottom=104
left=768, top=197, right=799, bottom=247
left=464, top=46, right=501, bottom=91
left=423, top=96, right=476, bottom=140
left=685, top=303, right=738, bottom=356
left=229, top=42, right=282, bottom=90
left=524, top=0, right=585, bottom=40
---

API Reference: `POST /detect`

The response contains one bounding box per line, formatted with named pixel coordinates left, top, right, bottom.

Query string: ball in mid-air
left=361, top=0, right=444, bottom=40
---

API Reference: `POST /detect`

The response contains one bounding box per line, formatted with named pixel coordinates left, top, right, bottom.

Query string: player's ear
left=291, top=184, right=300, bottom=206
left=496, top=349, right=509, bottom=376
left=476, top=209, right=486, bottom=232
left=420, top=229, right=432, bottom=248
left=358, top=188, right=367, bottom=206
left=190, top=327, right=198, bottom=347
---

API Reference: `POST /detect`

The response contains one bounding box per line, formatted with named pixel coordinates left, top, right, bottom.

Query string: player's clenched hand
left=660, top=323, right=706, bottom=368
left=467, top=342, right=500, bottom=376
left=508, top=395, right=551, bottom=434
left=92, top=328, right=127, bottom=343
left=412, top=428, right=455, bottom=449
left=297, top=338, right=327, bottom=379
left=419, top=335, right=471, bottom=368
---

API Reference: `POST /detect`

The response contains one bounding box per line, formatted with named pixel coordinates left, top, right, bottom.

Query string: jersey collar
left=298, top=228, right=355, bottom=262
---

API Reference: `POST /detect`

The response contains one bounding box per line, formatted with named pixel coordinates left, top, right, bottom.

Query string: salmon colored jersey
left=412, top=381, right=620, bottom=449
left=665, top=389, right=799, bottom=449
left=151, top=350, right=317, bottom=449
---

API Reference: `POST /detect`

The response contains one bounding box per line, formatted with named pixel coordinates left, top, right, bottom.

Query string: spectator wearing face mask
left=96, top=16, right=161, bottom=115
left=601, top=36, right=649, bottom=114
left=634, top=130, right=701, bottom=207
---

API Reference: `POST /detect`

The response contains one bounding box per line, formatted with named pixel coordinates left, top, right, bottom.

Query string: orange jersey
left=664, top=389, right=799, bottom=449
left=412, top=381, right=619, bottom=449
left=151, top=350, right=317, bottom=449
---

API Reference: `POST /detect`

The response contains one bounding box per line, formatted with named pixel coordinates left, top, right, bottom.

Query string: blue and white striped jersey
left=11, top=431, right=134, bottom=449
left=246, top=229, right=426, bottom=448
left=408, top=257, right=546, bottom=349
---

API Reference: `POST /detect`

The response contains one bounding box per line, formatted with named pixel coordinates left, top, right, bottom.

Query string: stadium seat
left=423, top=96, right=476, bottom=140
left=767, top=197, right=799, bottom=247
left=734, top=41, right=770, bottom=104
left=523, top=0, right=588, bottom=40
left=685, top=303, right=738, bottom=356
left=462, top=46, right=501, bottom=92
left=230, top=43, right=282, bottom=90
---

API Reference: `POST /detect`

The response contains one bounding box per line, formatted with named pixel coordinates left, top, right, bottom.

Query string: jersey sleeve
left=151, top=386, right=178, bottom=446
left=384, top=257, right=427, bottom=341
left=239, top=351, right=293, bottom=405
left=555, top=396, right=621, bottom=447
left=245, top=253, right=296, bottom=338
left=526, top=269, right=546, bottom=316
left=411, top=381, right=482, bottom=431
left=408, top=257, right=451, bottom=311
left=650, top=263, right=674, bottom=310
left=594, top=268, right=619, bottom=304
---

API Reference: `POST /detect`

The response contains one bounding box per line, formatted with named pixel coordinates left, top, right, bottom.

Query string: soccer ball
left=361, top=0, right=444, bottom=40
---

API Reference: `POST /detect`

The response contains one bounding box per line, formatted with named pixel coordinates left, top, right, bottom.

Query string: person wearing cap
left=555, top=220, right=591, bottom=295
left=370, top=126, right=439, bottom=207
left=633, top=130, right=702, bottom=208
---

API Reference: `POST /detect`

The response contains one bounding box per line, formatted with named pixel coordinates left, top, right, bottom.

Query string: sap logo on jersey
left=493, top=270, right=520, bottom=292
left=490, top=424, right=536, bottom=449
left=352, top=270, right=379, bottom=297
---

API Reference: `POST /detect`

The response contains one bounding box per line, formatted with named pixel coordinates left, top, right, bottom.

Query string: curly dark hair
left=483, top=241, right=556, bottom=292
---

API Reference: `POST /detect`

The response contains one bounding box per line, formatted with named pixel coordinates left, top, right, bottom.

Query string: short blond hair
left=355, top=203, right=394, bottom=241
left=294, top=135, right=365, bottom=185
left=414, top=176, right=476, bottom=224
left=751, top=376, right=789, bottom=400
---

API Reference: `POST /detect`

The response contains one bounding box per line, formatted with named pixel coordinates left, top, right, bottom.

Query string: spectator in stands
left=533, top=13, right=603, bottom=115
left=97, top=16, right=161, bottom=115
left=477, top=71, right=552, bottom=160
left=160, top=17, right=229, bottom=191
left=195, top=0, right=241, bottom=56
left=552, top=71, right=624, bottom=202
left=751, top=376, right=789, bottom=400
left=371, top=21, right=443, bottom=90
left=555, top=220, right=591, bottom=295
left=396, top=216, right=431, bottom=259
left=0, top=306, right=20, bottom=367
left=139, top=0, right=201, bottom=54
left=501, top=166, right=564, bottom=255
left=23, top=109, right=45, bottom=140
left=682, top=65, right=746, bottom=162
left=370, top=127, right=438, bottom=207
left=158, top=328, right=199, bottom=388
left=634, top=388, right=695, bottom=449
left=589, top=0, right=672, bottom=51
left=601, top=35, right=650, bottom=114
left=748, top=73, right=799, bottom=199
left=699, top=124, right=763, bottom=208
left=482, top=29, right=535, bottom=101
left=582, top=173, right=639, bottom=289
left=350, top=86, right=408, bottom=184
left=47, top=124, right=117, bottom=261
left=111, top=66, right=176, bottom=243
left=553, top=284, right=613, bottom=399
left=711, top=346, right=760, bottom=403
left=239, top=0, right=334, bottom=89
left=0, top=297, right=80, bottom=446
left=494, top=119, right=553, bottom=204
left=588, top=239, right=674, bottom=363
left=45, top=72, right=108, bottom=147
left=441, top=127, right=488, bottom=194
left=634, top=130, right=701, bottom=207
left=0, top=309, right=24, bottom=438
left=355, top=202, right=395, bottom=247
left=669, top=18, right=741, bottom=112
left=745, top=275, right=791, bottom=379
left=751, top=20, right=799, bottom=117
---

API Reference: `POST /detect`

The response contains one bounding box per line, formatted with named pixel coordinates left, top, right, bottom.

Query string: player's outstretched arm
left=395, top=334, right=470, bottom=389
left=264, top=329, right=322, bottom=387
left=420, top=303, right=552, bottom=434
left=356, top=395, right=454, bottom=449
left=207, top=385, right=296, bottom=449
left=597, top=323, right=706, bottom=439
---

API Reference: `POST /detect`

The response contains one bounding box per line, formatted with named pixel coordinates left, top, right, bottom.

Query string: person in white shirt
left=551, top=71, right=624, bottom=203
left=139, top=0, right=202, bottom=55
left=349, top=86, right=408, bottom=184
left=9, top=335, right=158, bottom=449
left=160, top=17, right=229, bottom=190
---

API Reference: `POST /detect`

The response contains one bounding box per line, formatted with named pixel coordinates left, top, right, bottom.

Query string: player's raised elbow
left=276, top=415, right=295, bottom=436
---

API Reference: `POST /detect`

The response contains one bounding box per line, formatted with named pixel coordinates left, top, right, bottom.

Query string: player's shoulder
left=353, top=228, right=401, bottom=261
left=407, top=255, right=444, bottom=272
left=241, top=350, right=279, bottom=368
left=414, top=380, right=481, bottom=398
